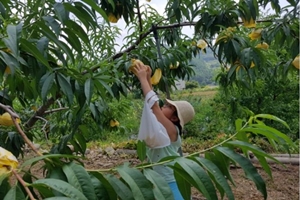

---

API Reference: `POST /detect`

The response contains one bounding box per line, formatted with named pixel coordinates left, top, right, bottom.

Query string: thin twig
left=12, top=169, right=36, bottom=200
left=13, top=119, right=42, bottom=156
left=34, top=116, right=49, bottom=141
left=44, top=107, right=69, bottom=114
left=56, top=100, right=62, bottom=108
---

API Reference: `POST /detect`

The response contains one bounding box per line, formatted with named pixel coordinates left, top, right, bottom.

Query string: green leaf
left=20, top=154, right=80, bottom=169
left=89, top=172, right=117, bottom=200
left=98, top=79, right=114, bottom=97
left=226, top=140, right=279, bottom=162
left=254, top=154, right=273, bottom=179
left=0, top=2, right=6, bottom=18
left=40, top=72, right=55, bottom=101
left=172, top=163, right=191, bottom=200
left=106, top=0, right=115, bottom=10
left=84, top=78, right=93, bottom=104
left=137, top=140, right=146, bottom=162
left=62, top=162, right=97, bottom=200
left=54, top=2, right=70, bottom=24
left=44, top=198, right=73, bottom=200
left=20, top=39, right=51, bottom=69
left=46, top=167, right=68, bottom=196
left=89, top=102, right=97, bottom=120
left=143, top=169, right=174, bottom=200
left=271, top=0, right=281, bottom=14
left=240, top=47, right=252, bottom=68
left=235, top=119, right=249, bottom=142
left=30, top=184, right=54, bottom=198
left=47, top=168, right=67, bottom=181
left=61, top=28, right=82, bottom=53
left=0, top=173, right=9, bottom=186
left=74, top=2, right=98, bottom=29
left=290, top=39, right=299, bottom=58
left=36, top=36, right=49, bottom=55
left=37, top=21, right=74, bottom=63
left=193, top=157, right=235, bottom=200
left=0, top=0, right=9, bottom=8
left=215, top=147, right=267, bottom=199
left=0, top=51, right=19, bottom=75
left=242, top=124, right=294, bottom=146
left=3, top=24, right=21, bottom=57
left=105, top=174, right=134, bottom=200
left=74, top=132, right=87, bottom=154
left=117, top=165, right=154, bottom=200
left=81, top=0, right=107, bottom=21
left=226, top=140, right=282, bottom=178
left=18, top=171, right=39, bottom=199
left=57, top=73, right=74, bottom=104
left=3, top=185, right=25, bottom=200
left=32, top=179, right=88, bottom=200
left=69, top=140, right=82, bottom=154
left=89, top=175, right=109, bottom=200
left=64, top=20, right=90, bottom=48
left=244, top=0, right=258, bottom=19
left=254, top=114, right=290, bottom=129
left=205, top=151, right=235, bottom=185
left=42, top=16, right=61, bottom=35
left=227, top=64, right=237, bottom=82
left=0, top=177, right=11, bottom=199
left=63, top=3, right=91, bottom=29
left=173, top=157, right=218, bottom=200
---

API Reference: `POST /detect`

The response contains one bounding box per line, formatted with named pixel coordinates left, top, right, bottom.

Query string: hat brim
left=165, top=99, right=185, bottom=128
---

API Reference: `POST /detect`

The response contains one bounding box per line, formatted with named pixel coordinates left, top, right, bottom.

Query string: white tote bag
left=137, top=91, right=170, bottom=148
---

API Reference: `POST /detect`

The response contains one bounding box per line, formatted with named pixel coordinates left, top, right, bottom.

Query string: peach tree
left=0, top=0, right=298, bottom=199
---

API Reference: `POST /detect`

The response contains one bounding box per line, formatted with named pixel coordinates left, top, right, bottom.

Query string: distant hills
left=189, top=48, right=220, bottom=86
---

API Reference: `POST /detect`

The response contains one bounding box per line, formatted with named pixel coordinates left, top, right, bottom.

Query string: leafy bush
left=81, top=97, right=142, bottom=142
left=215, top=74, right=299, bottom=140
left=185, top=81, right=200, bottom=89
left=184, top=96, right=235, bottom=140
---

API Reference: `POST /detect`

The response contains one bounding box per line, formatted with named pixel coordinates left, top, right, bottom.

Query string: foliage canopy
left=0, top=0, right=298, bottom=199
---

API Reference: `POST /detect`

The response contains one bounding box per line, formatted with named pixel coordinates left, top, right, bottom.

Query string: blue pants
left=168, top=182, right=184, bottom=200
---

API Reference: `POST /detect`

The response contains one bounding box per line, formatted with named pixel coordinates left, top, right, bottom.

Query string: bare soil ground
left=19, top=149, right=299, bottom=200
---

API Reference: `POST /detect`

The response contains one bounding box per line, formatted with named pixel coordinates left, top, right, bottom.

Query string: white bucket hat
left=165, top=99, right=195, bottom=128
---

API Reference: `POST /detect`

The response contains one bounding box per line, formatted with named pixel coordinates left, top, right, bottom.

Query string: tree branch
left=44, top=107, right=69, bottom=114
left=24, top=93, right=61, bottom=130
left=12, top=169, right=36, bottom=200
left=34, top=116, right=49, bottom=141
left=24, top=98, right=55, bottom=129
left=111, top=18, right=276, bottom=60
left=136, top=0, right=143, bottom=34
left=111, top=21, right=197, bottom=60
left=0, top=103, right=42, bottom=156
